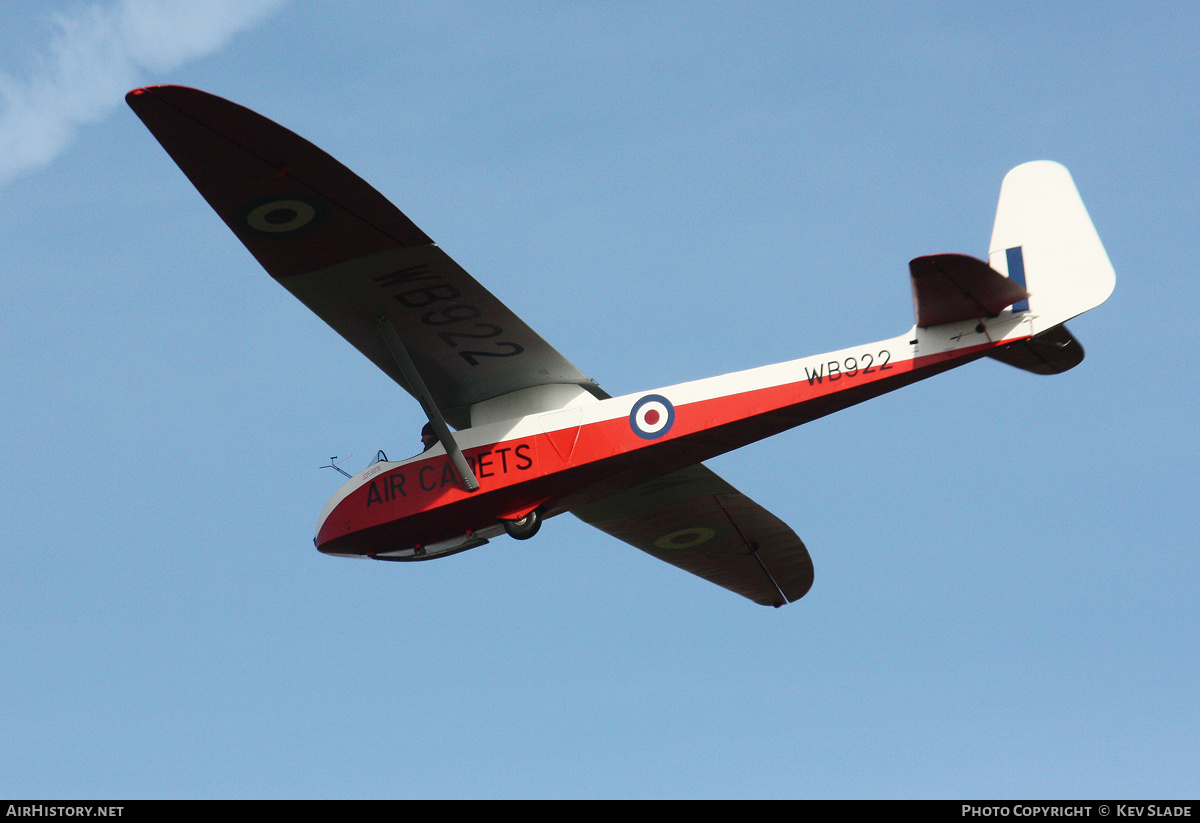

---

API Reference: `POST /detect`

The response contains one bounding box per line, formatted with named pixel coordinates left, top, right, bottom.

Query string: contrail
left=0, top=0, right=287, bottom=188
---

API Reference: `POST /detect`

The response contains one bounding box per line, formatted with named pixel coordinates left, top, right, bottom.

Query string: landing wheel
left=502, top=510, right=542, bottom=540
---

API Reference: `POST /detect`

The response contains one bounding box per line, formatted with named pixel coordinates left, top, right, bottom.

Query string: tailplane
left=986, top=323, right=1084, bottom=375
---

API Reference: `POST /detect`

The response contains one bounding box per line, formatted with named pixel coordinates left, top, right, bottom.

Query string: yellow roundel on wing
left=653, top=527, right=716, bottom=550
left=246, top=199, right=317, bottom=233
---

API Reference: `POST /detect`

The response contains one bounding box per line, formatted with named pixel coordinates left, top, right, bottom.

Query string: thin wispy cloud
left=0, top=0, right=287, bottom=188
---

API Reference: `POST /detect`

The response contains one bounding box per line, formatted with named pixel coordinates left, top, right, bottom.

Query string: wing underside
left=571, top=464, right=814, bottom=607
left=126, top=85, right=604, bottom=429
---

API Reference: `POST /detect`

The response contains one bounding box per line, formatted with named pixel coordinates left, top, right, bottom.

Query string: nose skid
left=367, top=525, right=504, bottom=561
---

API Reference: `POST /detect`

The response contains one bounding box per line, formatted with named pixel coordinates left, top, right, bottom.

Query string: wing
left=571, top=464, right=814, bottom=607
left=126, top=85, right=605, bottom=429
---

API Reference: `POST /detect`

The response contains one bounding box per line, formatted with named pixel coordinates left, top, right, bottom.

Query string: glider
left=127, top=86, right=1115, bottom=607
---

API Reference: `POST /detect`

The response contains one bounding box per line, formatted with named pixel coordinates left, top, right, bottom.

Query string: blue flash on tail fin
left=1005, top=246, right=1029, bottom=313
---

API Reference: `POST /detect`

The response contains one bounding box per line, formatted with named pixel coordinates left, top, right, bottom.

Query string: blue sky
left=2, top=1, right=1197, bottom=798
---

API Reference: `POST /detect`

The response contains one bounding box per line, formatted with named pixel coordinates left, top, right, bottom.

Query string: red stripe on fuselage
left=316, top=338, right=1007, bottom=555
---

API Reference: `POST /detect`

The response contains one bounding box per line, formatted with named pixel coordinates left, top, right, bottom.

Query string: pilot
left=420, top=422, right=439, bottom=451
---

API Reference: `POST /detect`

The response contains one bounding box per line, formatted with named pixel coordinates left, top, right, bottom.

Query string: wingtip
left=126, top=85, right=170, bottom=107
left=125, top=84, right=203, bottom=105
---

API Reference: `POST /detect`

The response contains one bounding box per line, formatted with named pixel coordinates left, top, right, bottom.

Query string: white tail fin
left=988, top=161, right=1115, bottom=334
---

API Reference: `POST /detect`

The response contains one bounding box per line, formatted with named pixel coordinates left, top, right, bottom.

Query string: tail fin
left=987, top=161, right=1115, bottom=334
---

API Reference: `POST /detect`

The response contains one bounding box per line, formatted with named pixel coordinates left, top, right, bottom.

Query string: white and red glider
left=128, top=86, right=1115, bottom=607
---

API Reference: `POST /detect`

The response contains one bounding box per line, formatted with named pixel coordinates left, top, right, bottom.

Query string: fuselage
left=316, top=313, right=1032, bottom=559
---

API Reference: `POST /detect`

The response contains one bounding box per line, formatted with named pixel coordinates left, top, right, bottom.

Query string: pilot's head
left=421, top=422, right=438, bottom=450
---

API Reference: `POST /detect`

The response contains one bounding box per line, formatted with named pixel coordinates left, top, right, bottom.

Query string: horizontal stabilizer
left=910, top=254, right=1030, bottom=328
left=986, top=324, right=1084, bottom=375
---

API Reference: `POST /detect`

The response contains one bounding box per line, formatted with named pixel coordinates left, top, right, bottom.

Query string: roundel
left=653, top=527, right=717, bottom=550
left=629, top=394, right=675, bottom=440
left=240, top=194, right=325, bottom=236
